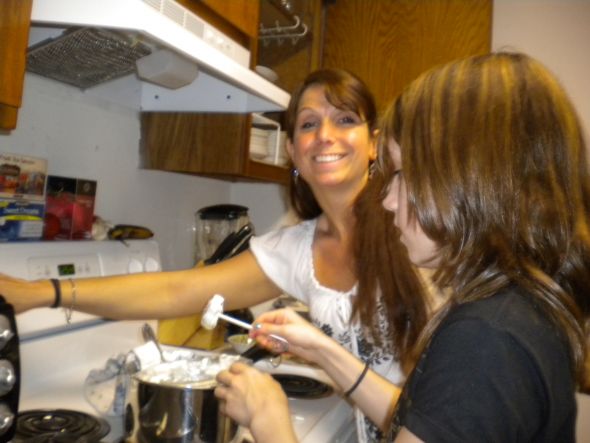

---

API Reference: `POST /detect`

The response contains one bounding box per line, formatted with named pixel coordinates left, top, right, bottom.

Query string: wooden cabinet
left=176, top=0, right=259, bottom=48
left=0, top=0, right=33, bottom=131
left=200, top=0, right=260, bottom=39
left=141, top=112, right=288, bottom=183
left=322, top=0, right=492, bottom=112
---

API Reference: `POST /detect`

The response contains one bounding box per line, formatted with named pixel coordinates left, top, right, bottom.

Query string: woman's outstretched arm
left=0, top=250, right=282, bottom=319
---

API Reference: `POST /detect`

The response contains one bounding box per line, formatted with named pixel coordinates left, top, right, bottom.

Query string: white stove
left=0, top=240, right=355, bottom=442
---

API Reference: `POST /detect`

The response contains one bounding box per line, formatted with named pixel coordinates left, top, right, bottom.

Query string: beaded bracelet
left=50, top=278, right=61, bottom=308
left=344, top=362, right=370, bottom=398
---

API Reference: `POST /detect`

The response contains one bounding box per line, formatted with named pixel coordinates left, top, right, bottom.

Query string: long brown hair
left=379, top=52, right=590, bottom=385
left=353, top=171, right=428, bottom=369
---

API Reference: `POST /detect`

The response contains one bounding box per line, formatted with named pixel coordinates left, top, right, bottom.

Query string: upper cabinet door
left=0, top=0, right=33, bottom=130
left=201, top=0, right=260, bottom=38
left=175, top=0, right=260, bottom=50
left=322, top=0, right=492, bottom=112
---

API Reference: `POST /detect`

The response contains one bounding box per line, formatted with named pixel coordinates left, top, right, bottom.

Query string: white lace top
left=250, top=218, right=404, bottom=442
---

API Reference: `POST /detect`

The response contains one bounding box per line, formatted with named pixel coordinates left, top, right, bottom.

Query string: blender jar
left=194, top=204, right=250, bottom=265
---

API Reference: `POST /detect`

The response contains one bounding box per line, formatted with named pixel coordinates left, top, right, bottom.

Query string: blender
left=193, top=204, right=251, bottom=265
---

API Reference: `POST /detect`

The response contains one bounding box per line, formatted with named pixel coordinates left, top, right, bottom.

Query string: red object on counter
left=42, top=213, right=61, bottom=240
left=43, top=175, right=96, bottom=240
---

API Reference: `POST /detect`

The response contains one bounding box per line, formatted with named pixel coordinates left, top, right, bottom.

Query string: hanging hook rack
left=259, top=16, right=308, bottom=45
left=259, top=0, right=309, bottom=46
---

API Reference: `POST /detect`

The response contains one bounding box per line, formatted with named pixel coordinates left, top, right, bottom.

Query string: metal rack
left=259, top=0, right=309, bottom=46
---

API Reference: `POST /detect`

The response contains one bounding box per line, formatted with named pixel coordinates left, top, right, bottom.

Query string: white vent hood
left=28, top=0, right=290, bottom=113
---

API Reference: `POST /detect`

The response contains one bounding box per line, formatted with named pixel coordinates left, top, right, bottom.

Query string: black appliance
left=0, top=295, right=19, bottom=441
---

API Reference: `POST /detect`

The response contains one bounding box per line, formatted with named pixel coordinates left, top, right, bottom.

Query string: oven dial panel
left=27, top=254, right=101, bottom=280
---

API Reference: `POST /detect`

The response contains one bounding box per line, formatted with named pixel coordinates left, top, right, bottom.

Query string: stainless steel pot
left=125, top=359, right=237, bottom=443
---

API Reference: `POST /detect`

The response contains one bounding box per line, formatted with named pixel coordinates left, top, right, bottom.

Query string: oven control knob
left=0, top=403, right=14, bottom=434
left=144, top=257, right=160, bottom=272
left=0, top=360, right=16, bottom=396
left=127, top=258, right=144, bottom=274
left=0, top=316, right=14, bottom=351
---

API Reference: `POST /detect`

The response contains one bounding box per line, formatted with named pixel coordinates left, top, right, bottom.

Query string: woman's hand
left=250, top=308, right=335, bottom=364
left=215, top=362, right=298, bottom=443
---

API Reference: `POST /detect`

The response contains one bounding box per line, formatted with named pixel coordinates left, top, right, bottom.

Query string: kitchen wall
left=492, top=0, right=590, bottom=140
left=1, top=0, right=588, bottom=272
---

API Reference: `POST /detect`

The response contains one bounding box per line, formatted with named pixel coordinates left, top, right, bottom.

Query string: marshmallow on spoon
left=201, top=294, right=288, bottom=353
left=201, top=294, right=254, bottom=331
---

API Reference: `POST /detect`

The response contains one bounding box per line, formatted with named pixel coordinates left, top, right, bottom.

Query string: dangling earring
left=292, top=168, right=300, bottom=184
left=368, top=160, right=376, bottom=179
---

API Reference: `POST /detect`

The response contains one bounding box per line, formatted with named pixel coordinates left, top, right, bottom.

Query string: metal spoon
left=141, top=323, right=167, bottom=363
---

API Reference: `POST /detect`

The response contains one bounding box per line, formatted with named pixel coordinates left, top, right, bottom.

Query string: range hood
left=28, top=0, right=290, bottom=113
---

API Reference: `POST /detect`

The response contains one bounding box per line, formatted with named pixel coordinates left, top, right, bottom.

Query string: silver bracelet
left=65, top=278, right=77, bottom=324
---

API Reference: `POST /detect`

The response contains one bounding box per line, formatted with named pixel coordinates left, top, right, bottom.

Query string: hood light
left=136, top=49, right=199, bottom=89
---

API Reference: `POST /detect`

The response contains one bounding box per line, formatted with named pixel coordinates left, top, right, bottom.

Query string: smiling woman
left=284, top=68, right=378, bottom=219
left=286, top=83, right=376, bottom=203
left=246, top=68, right=413, bottom=441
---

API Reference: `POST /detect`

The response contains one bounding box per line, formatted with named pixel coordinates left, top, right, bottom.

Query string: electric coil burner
left=14, top=409, right=110, bottom=442
left=272, top=374, right=334, bottom=399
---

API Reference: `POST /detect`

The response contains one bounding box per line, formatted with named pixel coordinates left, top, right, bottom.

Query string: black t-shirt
left=389, top=288, right=576, bottom=442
